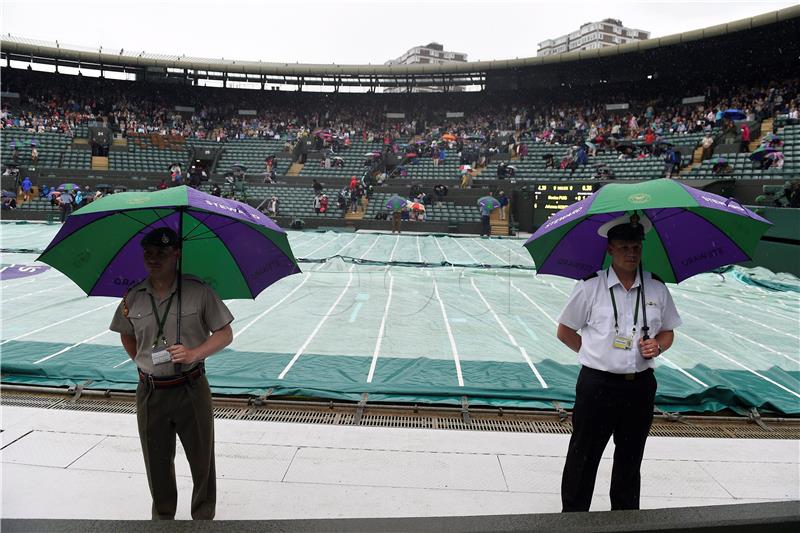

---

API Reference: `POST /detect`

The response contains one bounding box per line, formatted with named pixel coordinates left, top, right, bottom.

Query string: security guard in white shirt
left=556, top=213, right=682, bottom=512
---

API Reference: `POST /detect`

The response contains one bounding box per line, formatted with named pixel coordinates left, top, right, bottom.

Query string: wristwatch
left=656, top=343, right=663, bottom=355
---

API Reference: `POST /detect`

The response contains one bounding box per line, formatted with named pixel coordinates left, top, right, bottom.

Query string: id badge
left=151, top=338, right=171, bottom=365
left=612, top=334, right=633, bottom=350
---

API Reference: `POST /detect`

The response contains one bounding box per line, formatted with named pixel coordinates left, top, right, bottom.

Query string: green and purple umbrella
left=749, top=146, right=777, bottom=161
left=57, top=183, right=81, bottom=191
left=524, top=179, right=771, bottom=284
left=722, top=109, right=746, bottom=120
left=477, top=196, right=501, bottom=210
left=385, top=195, right=408, bottom=211
left=38, top=185, right=301, bottom=299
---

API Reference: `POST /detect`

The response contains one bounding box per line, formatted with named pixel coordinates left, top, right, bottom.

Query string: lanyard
left=149, top=293, right=174, bottom=341
left=609, top=284, right=641, bottom=336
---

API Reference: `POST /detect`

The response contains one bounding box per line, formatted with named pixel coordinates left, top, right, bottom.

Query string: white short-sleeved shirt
left=558, top=268, right=682, bottom=374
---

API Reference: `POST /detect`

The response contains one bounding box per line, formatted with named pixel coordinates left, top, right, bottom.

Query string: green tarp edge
left=1, top=341, right=797, bottom=416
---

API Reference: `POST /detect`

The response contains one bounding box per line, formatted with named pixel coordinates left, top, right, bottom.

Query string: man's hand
left=167, top=343, right=200, bottom=364
left=639, top=338, right=660, bottom=359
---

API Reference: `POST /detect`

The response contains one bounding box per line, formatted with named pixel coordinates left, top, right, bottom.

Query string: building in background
left=537, top=19, right=649, bottom=56
left=384, top=42, right=467, bottom=93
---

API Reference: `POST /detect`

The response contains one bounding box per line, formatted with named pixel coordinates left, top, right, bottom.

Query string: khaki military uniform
left=110, top=275, right=233, bottom=520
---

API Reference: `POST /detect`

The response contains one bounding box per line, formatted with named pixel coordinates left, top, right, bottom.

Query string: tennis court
left=1, top=221, right=798, bottom=415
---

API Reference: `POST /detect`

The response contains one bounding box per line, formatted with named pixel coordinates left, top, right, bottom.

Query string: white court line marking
left=433, top=237, right=455, bottom=271
left=388, top=235, right=400, bottom=263
left=331, top=234, right=359, bottom=257
left=234, top=275, right=312, bottom=339
left=367, top=274, right=395, bottom=383
left=0, top=301, right=118, bottom=346
left=278, top=267, right=355, bottom=380
left=358, top=234, right=381, bottom=262
left=474, top=239, right=509, bottom=265
left=681, top=330, right=800, bottom=399
left=452, top=238, right=480, bottom=265
left=496, top=240, right=533, bottom=263
left=1, top=275, right=60, bottom=288
left=680, top=308, right=800, bottom=365
left=471, top=278, right=547, bottom=388
left=433, top=279, right=464, bottom=387
left=729, top=296, right=796, bottom=321
left=416, top=236, right=423, bottom=263
left=300, top=234, right=342, bottom=259
left=113, top=358, right=133, bottom=368
left=2, top=285, right=61, bottom=303
left=510, top=281, right=707, bottom=387
left=510, top=281, right=558, bottom=325
left=34, top=329, right=112, bottom=364
left=679, top=292, right=799, bottom=340
left=731, top=296, right=797, bottom=320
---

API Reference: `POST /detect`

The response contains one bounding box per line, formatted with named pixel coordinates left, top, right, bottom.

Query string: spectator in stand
left=266, top=196, right=279, bottom=217
left=11, top=145, right=19, bottom=164
left=497, top=190, right=509, bottom=221
left=438, top=146, right=446, bottom=167
left=319, top=194, right=329, bottom=214
left=58, top=189, right=73, bottom=222
left=700, top=133, right=714, bottom=161
left=432, top=143, right=440, bottom=167
left=314, top=193, right=322, bottom=214
left=663, top=147, right=681, bottom=178
left=157, top=178, right=168, bottom=190
left=21, top=175, right=32, bottom=202
left=740, top=123, right=750, bottom=153
left=433, top=184, right=447, bottom=205
left=30, top=144, right=39, bottom=165
left=210, top=183, right=221, bottom=197
left=479, top=195, right=492, bottom=238
left=312, top=179, right=324, bottom=196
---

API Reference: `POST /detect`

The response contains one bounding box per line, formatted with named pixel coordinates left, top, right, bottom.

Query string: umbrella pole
left=175, top=208, right=184, bottom=372
left=639, top=262, right=649, bottom=341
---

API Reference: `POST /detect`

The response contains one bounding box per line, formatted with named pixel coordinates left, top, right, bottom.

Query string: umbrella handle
left=639, top=263, right=649, bottom=341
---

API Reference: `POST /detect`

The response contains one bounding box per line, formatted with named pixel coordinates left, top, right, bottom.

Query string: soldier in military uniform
left=110, top=227, right=233, bottom=520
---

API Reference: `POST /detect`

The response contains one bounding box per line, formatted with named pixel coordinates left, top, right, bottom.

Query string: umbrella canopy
left=523, top=179, right=771, bottom=284
left=722, top=109, right=747, bottom=120
left=231, top=163, right=247, bottom=172
left=615, top=143, right=638, bottom=153
left=761, top=133, right=783, bottom=146
left=2, top=190, right=17, bottom=198
left=403, top=153, right=418, bottom=158
left=707, top=156, right=727, bottom=165
left=38, top=186, right=301, bottom=299
left=459, top=164, right=473, bottom=172
left=442, top=133, right=457, bottom=141
left=408, top=202, right=426, bottom=212
left=385, top=195, right=408, bottom=211
left=477, top=196, right=501, bottom=210
left=58, top=183, right=81, bottom=191
left=749, top=146, right=777, bottom=161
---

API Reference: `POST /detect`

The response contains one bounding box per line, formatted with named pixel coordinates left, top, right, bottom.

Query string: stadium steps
left=680, top=146, right=706, bottom=175
left=489, top=204, right=509, bottom=236
left=344, top=198, right=366, bottom=220
left=91, top=156, right=109, bottom=170
left=287, top=162, right=304, bottom=176
left=750, top=118, right=775, bottom=151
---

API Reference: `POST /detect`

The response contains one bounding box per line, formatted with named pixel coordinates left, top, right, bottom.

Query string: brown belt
left=139, top=364, right=205, bottom=389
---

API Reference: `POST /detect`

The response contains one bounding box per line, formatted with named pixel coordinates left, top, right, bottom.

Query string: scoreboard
left=532, top=183, right=598, bottom=228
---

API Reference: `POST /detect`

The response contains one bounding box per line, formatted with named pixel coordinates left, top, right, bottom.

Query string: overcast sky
left=1, top=0, right=796, bottom=64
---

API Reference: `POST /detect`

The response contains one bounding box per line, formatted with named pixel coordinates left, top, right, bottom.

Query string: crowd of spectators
left=2, top=69, right=797, bottom=155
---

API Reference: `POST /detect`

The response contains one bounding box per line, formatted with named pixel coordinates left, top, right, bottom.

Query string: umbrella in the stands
left=477, top=196, right=501, bottom=210
left=385, top=195, right=408, bottom=211
left=722, top=109, right=747, bottom=120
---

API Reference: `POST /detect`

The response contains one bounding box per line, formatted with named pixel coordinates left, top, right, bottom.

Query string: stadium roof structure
left=1, top=5, right=798, bottom=91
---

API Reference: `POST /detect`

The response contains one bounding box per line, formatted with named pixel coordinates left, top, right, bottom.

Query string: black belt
left=582, top=365, right=653, bottom=381
left=139, top=364, right=205, bottom=389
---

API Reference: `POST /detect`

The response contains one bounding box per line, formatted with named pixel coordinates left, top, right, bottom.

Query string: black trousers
left=561, top=366, right=656, bottom=512
left=481, top=215, right=491, bottom=236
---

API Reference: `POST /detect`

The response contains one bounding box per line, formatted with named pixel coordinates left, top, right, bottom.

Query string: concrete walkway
left=1, top=406, right=798, bottom=520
